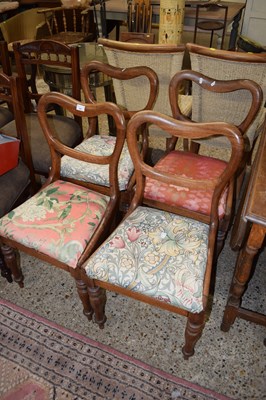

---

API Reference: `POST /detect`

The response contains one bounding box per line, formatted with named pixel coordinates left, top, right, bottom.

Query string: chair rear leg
left=1, top=244, right=24, bottom=287
left=182, top=311, right=205, bottom=359
left=87, top=284, right=107, bottom=329
left=0, top=253, right=12, bottom=283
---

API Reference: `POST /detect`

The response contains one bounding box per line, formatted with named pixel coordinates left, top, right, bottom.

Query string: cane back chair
left=81, top=109, right=244, bottom=359
left=0, top=91, right=126, bottom=322
left=98, top=39, right=192, bottom=145
left=186, top=43, right=266, bottom=169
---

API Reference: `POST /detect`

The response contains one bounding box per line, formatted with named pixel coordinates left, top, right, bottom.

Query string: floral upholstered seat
left=0, top=180, right=109, bottom=268
left=60, top=135, right=134, bottom=190
left=144, top=151, right=228, bottom=218
left=84, top=206, right=209, bottom=313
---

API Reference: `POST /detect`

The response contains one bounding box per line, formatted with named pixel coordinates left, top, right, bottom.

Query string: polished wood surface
left=221, top=119, right=266, bottom=331
left=102, top=0, right=245, bottom=49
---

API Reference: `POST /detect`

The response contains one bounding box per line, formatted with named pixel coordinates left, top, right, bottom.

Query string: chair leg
left=190, top=141, right=200, bottom=153
left=70, top=269, right=94, bottom=321
left=87, top=284, right=107, bottom=329
left=1, top=244, right=24, bottom=287
left=0, top=252, right=12, bottom=283
left=182, top=311, right=205, bottom=359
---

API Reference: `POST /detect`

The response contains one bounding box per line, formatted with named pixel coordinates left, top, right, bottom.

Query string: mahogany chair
left=186, top=43, right=266, bottom=166
left=60, top=60, right=158, bottom=213
left=162, top=70, right=262, bottom=256
left=193, top=3, right=228, bottom=49
left=81, top=109, right=244, bottom=359
left=0, top=72, right=31, bottom=283
left=97, top=38, right=192, bottom=146
left=0, top=41, right=14, bottom=127
left=0, top=91, right=126, bottom=321
left=0, top=40, right=83, bottom=183
left=37, top=6, right=96, bottom=45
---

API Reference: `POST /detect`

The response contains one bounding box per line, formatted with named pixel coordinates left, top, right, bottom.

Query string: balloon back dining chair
left=58, top=60, right=159, bottom=214
left=0, top=90, right=127, bottom=321
left=162, top=69, right=262, bottom=256
left=81, top=108, right=244, bottom=359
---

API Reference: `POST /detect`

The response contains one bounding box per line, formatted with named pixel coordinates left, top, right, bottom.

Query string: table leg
left=228, top=9, right=243, bottom=50
left=221, top=223, right=265, bottom=332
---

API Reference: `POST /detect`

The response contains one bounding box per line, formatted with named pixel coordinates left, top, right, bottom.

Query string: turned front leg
left=87, top=284, right=107, bottom=329
left=1, top=244, right=24, bottom=287
left=182, top=311, right=205, bottom=359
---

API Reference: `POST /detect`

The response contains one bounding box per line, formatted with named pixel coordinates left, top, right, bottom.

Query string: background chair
left=0, top=41, right=13, bottom=127
left=0, top=72, right=31, bottom=283
left=98, top=38, right=192, bottom=148
left=82, top=109, right=244, bottom=359
left=0, top=90, right=126, bottom=320
left=185, top=43, right=266, bottom=189
left=0, top=8, right=48, bottom=51
left=193, top=3, right=228, bottom=49
left=37, top=6, right=96, bottom=45
left=146, top=70, right=262, bottom=258
left=0, top=40, right=83, bottom=183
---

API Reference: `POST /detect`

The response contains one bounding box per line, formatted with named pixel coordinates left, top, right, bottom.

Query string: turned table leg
left=221, top=224, right=265, bottom=332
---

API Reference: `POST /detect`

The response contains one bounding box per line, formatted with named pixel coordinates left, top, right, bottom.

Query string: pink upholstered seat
left=0, top=180, right=109, bottom=268
left=144, top=151, right=228, bottom=218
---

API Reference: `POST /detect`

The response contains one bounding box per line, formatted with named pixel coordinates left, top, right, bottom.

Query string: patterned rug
left=0, top=298, right=233, bottom=400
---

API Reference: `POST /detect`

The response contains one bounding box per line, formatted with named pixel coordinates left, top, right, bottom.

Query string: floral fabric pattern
left=85, top=207, right=209, bottom=313
left=60, top=135, right=134, bottom=190
left=144, top=151, right=228, bottom=218
left=0, top=180, right=109, bottom=268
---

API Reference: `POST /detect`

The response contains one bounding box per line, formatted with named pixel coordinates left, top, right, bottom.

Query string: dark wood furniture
left=1, top=40, right=83, bottom=184
left=193, top=3, right=228, bottom=49
left=100, top=1, right=245, bottom=49
left=37, top=6, right=96, bottom=44
left=152, top=69, right=262, bottom=258
left=221, top=118, right=266, bottom=331
left=0, top=91, right=126, bottom=322
left=81, top=109, right=244, bottom=359
left=0, top=72, right=31, bottom=283
left=0, top=41, right=14, bottom=127
left=184, top=1, right=245, bottom=50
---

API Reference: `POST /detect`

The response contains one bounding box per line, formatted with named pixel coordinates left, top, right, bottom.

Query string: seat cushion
left=1, top=113, right=82, bottom=173
left=144, top=151, right=228, bottom=218
left=0, top=106, right=13, bottom=128
left=60, top=135, right=134, bottom=190
left=0, top=159, right=30, bottom=217
left=84, top=206, right=209, bottom=313
left=0, top=180, right=109, bottom=268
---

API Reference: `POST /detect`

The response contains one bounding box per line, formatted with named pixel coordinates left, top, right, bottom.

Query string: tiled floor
left=0, top=225, right=265, bottom=400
